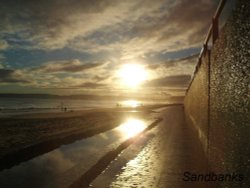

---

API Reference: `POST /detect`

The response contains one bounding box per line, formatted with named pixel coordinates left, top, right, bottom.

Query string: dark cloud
left=0, top=40, right=8, bottom=50
left=77, top=82, right=106, bottom=89
left=0, top=0, right=123, bottom=49
left=0, top=0, right=112, bottom=26
left=0, top=0, right=219, bottom=53
left=147, top=64, right=160, bottom=70
left=118, top=0, right=218, bottom=57
left=145, top=54, right=198, bottom=82
left=0, top=69, right=29, bottom=83
left=31, top=60, right=103, bottom=73
left=93, top=75, right=110, bottom=82
left=162, top=54, right=198, bottom=68
left=157, top=0, right=217, bottom=44
left=145, top=74, right=191, bottom=88
left=147, top=54, right=198, bottom=70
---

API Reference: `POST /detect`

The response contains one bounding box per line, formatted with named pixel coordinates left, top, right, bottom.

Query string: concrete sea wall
left=184, top=0, right=250, bottom=187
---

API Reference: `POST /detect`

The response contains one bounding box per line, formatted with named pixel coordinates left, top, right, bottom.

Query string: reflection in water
left=117, top=119, right=146, bottom=138
left=0, top=116, right=150, bottom=188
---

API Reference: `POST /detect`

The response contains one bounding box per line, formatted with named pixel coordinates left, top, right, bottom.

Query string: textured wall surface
left=184, top=55, right=209, bottom=152
left=209, top=0, right=250, bottom=186
left=184, top=0, right=250, bottom=187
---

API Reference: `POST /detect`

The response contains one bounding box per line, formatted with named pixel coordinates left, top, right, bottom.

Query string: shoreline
left=0, top=104, right=182, bottom=170
left=0, top=103, right=176, bottom=119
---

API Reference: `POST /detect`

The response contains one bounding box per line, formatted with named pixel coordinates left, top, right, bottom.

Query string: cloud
left=0, top=52, right=197, bottom=97
left=146, top=54, right=198, bottom=83
left=0, top=54, right=5, bottom=60
left=0, top=0, right=137, bottom=49
left=0, top=54, right=6, bottom=68
left=31, top=59, right=103, bottom=73
left=76, top=82, right=107, bottom=89
left=0, top=0, right=221, bottom=97
left=147, top=54, right=198, bottom=70
left=25, top=59, right=111, bottom=89
left=0, top=40, right=9, bottom=50
left=93, top=75, right=110, bottom=82
left=0, top=59, right=113, bottom=90
left=0, top=53, right=197, bottom=94
left=0, top=69, right=30, bottom=83
left=144, top=74, right=191, bottom=88
left=0, top=0, right=217, bottom=56
left=39, top=82, right=107, bottom=90
left=68, top=0, right=216, bottom=59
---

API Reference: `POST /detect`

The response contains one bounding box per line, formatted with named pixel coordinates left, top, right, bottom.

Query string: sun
left=117, top=64, right=148, bottom=88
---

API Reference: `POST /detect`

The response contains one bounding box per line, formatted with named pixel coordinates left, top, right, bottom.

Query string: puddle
left=0, top=116, right=154, bottom=188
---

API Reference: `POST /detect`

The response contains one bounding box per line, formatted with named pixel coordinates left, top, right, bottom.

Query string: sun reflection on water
left=117, top=118, right=146, bottom=138
left=122, top=100, right=140, bottom=108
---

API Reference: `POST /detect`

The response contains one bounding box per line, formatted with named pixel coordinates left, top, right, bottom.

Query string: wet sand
left=91, top=105, right=214, bottom=188
left=0, top=104, right=168, bottom=170
left=68, top=118, right=162, bottom=188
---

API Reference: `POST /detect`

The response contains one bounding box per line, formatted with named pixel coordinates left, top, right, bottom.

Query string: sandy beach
left=0, top=104, right=169, bottom=170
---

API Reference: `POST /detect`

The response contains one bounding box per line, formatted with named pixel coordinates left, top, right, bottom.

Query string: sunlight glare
left=118, top=118, right=146, bottom=138
left=118, top=64, right=147, bottom=88
left=122, top=100, right=140, bottom=108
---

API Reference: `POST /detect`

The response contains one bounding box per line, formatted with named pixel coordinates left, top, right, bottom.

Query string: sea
left=0, top=97, right=165, bottom=117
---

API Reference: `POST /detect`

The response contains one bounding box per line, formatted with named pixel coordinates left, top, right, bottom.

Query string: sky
left=0, top=0, right=222, bottom=100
